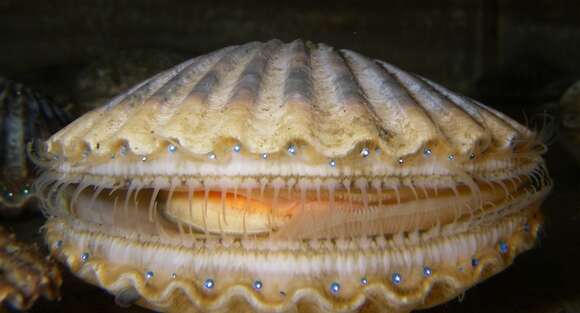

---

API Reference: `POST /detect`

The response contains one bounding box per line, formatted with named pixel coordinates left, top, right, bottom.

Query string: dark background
left=2, top=0, right=580, bottom=108
left=1, top=1, right=580, bottom=312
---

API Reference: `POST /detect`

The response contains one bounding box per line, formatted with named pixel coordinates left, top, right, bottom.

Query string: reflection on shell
left=0, top=226, right=62, bottom=310
left=0, top=78, right=72, bottom=215
left=36, top=40, right=551, bottom=313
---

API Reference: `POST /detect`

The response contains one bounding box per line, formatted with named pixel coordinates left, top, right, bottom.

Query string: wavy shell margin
left=45, top=215, right=541, bottom=313
left=46, top=39, right=534, bottom=162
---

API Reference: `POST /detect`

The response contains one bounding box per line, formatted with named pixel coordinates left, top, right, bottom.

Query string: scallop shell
left=0, top=78, right=72, bottom=215
left=48, top=39, right=532, bottom=160
left=560, top=80, right=580, bottom=129
left=559, top=80, right=580, bottom=162
left=37, top=39, right=551, bottom=313
left=0, top=226, right=62, bottom=310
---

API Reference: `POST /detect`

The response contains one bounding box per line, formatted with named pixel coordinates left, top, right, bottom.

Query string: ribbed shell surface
left=48, top=39, right=533, bottom=159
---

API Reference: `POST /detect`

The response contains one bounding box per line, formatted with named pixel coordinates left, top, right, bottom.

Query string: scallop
left=35, top=40, right=551, bottom=313
left=0, top=78, right=72, bottom=215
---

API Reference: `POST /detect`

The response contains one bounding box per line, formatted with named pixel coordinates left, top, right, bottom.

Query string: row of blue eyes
left=128, top=143, right=467, bottom=166
left=66, top=241, right=510, bottom=295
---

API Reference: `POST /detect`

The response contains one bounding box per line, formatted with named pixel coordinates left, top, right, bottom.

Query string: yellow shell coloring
left=34, top=39, right=551, bottom=313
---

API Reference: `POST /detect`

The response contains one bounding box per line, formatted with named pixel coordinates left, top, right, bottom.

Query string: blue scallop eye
left=360, top=147, right=370, bottom=158
left=499, top=241, right=508, bottom=254
left=21, top=186, right=31, bottom=196
left=3, top=191, right=14, bottom=201
left=391, top=273, right=402, bottom=285
left=330, top=282, right=340, bottom=294
left=204, top=278, right=214, bottom=289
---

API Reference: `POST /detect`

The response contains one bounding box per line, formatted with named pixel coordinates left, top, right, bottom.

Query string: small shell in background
left=0, top=226, right=62, bottom=310
left=559, top=80, right=580, bottom=162
left=0, top=78, right=72, bottom=216
left=560, top=80, right=580, bottom=130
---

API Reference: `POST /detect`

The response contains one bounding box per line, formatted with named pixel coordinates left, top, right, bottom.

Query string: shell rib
left=35, top=39, right=551, bottom=313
